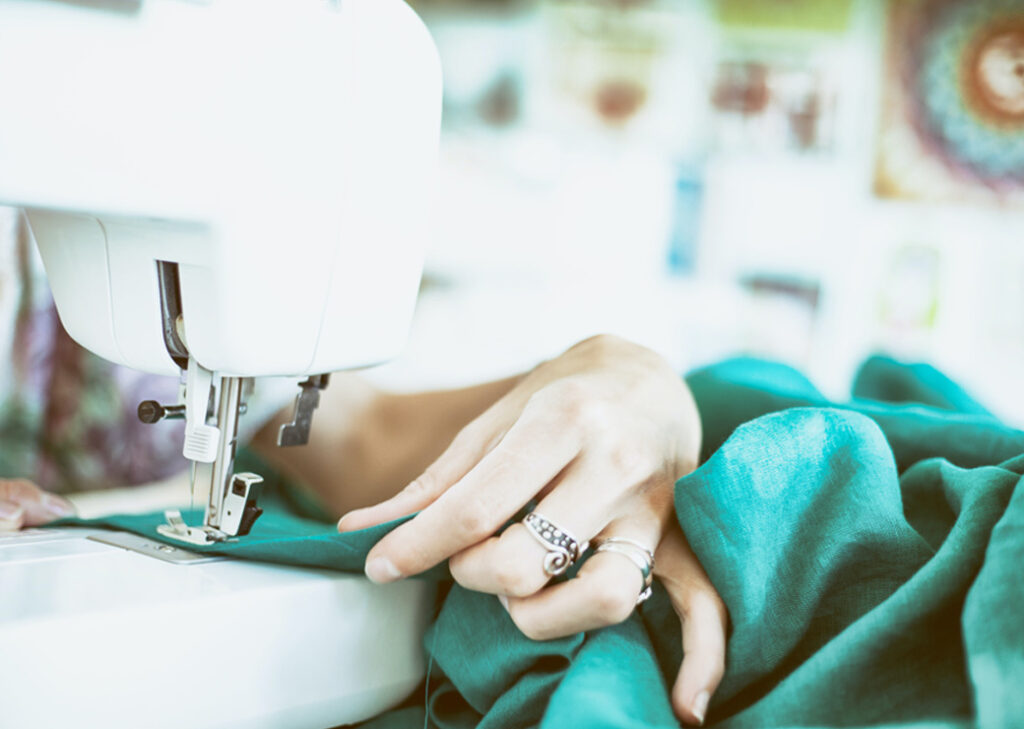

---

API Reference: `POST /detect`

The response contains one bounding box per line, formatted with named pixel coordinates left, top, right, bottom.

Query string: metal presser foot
left=157, top=472, right=265, bottom=546
left=140, top=365, right=332, bottom=548
left=140, top=366, right=265, bottom=547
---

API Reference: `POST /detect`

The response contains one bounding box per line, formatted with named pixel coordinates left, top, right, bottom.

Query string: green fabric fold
left=51, top=356, right=1024, bottom=728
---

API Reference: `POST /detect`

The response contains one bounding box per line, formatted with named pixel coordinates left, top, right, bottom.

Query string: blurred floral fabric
left=0, top=214, right=187, bottom=494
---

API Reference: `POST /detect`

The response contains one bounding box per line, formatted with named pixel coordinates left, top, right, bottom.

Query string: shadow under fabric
left=54, top=355, right=1024, bottom=729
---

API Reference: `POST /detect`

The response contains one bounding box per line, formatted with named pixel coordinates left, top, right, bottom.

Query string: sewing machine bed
left=0, top=526, right=434, bottom=729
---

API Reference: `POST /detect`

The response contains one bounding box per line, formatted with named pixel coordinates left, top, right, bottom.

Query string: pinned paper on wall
left=709, top=58, right=839, bottom=154
left=875, top=0, right=1024, bottom=206
left=713, top=0, right=853, bottom=33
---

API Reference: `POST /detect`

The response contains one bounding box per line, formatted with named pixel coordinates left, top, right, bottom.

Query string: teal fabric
left=852, top=355, right=994, bottom=418
left=53, top=357, right=1024, bottom=729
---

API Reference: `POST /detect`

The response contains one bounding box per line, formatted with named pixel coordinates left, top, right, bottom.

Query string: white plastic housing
left=0, top=0, right=441, bottom=377
left=1, top=527, right=436, bottom=728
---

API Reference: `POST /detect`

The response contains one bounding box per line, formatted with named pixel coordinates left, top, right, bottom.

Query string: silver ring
left=594, top=538, right=655, bottom=605
left=522, top=512, right=588, bottom=577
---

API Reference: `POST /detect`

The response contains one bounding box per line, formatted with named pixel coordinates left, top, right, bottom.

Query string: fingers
left=500, top=548, right=645, bottom=639
left=0, top=500, right=25, bottom=531
left=492, top=519, right=660, bottom=640
left=673, top=590, right=728, bottom=726
left=337, top=415, right=503, bottom=533
left=448, top=459, right=657, bottom=596
left=0, top=479, right=76, bottom=529
left=447, top=523, right=574, bottom=599
left=360, top=404, right=583, bottom=582
left=656, top=526, right=728, bottom=726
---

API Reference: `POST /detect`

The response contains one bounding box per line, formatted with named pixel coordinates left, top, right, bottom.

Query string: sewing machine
left=0, top=0, right=441, bottom=725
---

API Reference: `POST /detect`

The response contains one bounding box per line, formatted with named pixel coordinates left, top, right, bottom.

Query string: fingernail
left=43, top=494, right=75, bottom=518
left=365, top=556, right=402, bottom=583
left=498, top=594, right=509, bottom=612
left=692, top=690, right=710, bottom=725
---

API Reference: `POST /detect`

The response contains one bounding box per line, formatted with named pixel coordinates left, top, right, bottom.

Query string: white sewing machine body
left=0, top=524, right=436, bottom=729
left=0, top=0, right=440, bottom=379
left=0, top=0, right=442, bottom=725
left=0, top=0, right=441, bottom=544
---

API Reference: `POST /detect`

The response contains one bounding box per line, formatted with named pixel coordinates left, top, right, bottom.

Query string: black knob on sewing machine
left=138, top=399, right=246, bottom=424
left=137, top=400, right=186, bottom=424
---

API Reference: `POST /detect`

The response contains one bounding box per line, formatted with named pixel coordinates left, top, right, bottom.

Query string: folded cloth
left=53, top=357, right=1024, bottom=729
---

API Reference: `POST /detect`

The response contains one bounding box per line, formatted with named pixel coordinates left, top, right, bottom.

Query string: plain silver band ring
left=522, top=512, right=587, bottom=577
left=593, top=537, right=654, bottom=562
left=594, top=539, right=655, bottom=605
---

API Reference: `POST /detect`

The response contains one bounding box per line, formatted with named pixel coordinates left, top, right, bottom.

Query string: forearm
left=251, top=373, right=520, bottom=518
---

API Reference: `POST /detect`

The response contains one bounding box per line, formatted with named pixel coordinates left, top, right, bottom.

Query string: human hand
left=653, top=522, right=729, bottom=724
left=0, top=478, right=77, bottom=531
left=338, top=334, right=726, bottom=724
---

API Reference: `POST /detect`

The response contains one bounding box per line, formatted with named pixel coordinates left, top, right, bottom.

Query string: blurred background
left=363, top=0, right=1024, bottom=426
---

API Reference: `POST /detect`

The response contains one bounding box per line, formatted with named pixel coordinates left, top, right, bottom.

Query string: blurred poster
left=710, top=57, right=838, bottom=154
left=714, top=0, right=853, bottom=33
left=875, top=0, right=1024, bottom=206
left=878, top=245, right=941, bottom=347
left=540, top=0, right=689, bottom=130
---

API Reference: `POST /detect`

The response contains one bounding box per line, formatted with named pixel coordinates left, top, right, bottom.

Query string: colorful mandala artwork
left=875, top=0, right=1024, bottom=205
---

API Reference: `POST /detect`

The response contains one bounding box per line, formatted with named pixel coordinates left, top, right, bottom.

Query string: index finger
left=362, top=405, right=582, bottom=583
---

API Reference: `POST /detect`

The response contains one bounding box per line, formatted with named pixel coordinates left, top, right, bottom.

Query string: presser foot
left=157, top=510, right=233, bottom=546
left=155, top=472, right=265, bottom=547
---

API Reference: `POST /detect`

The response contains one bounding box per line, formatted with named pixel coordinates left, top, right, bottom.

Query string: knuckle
left=585, top=332, right=621, bottom=350
left=681, top=585, right=728, bottom=624
left=528, top=379, right=582, bottom=416
left=480, top=427, right=509, bottom=456
left=447, top=551, right=472, bottom=584
left=453, top=498, right=496, bottom=540
left=577, top=333, right=628, bottom=361
left=540, top=380, right=609, bottom=431
left=605, top=441, right=651, bottom=482
left=573, top=397, right=611, bottom=431
left=448, top=420, right=507, bottom=465
left=709, top=653, right=727, bottom=684
left=403, top=472, right=436, bottom=499
left=493, top=558, right=543, bottom=598
left=449, top=421, right=483, bottom=452
left=592, top=581, right=636, bottom=624
left=509, top=608, right=548, bottom=642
